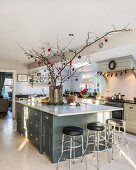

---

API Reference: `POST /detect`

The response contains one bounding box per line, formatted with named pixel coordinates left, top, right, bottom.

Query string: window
left=3, top=78, right=13, bottom=98
left=81, top=75, right=100, bottom=93
left=4, top=78, right=13, bottom=86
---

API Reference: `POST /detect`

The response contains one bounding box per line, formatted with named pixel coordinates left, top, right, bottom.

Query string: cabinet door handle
left=45, top=116, right=49, bottom=120
left=35, top=137, right=38, bottom=141
left=34, top=113, right=38, bottom=116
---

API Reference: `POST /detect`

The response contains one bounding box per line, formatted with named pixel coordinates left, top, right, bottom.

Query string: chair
left=0, top=99, right=9, bottom=113
left=86, top=122, right=111, bottom=170
left=57, top=126, right=87, bottom=170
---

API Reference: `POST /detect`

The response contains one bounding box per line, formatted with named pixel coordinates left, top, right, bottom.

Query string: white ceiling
left=0, top=0, right=136, bottom=64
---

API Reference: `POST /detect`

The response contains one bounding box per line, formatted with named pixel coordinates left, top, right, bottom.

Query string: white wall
left=0, top=61, right=28, bottom=74
left=0, top=61, right=50, bottom=95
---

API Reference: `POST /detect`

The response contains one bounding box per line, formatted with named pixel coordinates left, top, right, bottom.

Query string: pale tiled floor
left=0, top=115, right=136, bottom=170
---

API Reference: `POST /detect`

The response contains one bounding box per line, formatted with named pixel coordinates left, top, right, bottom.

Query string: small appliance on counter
left=109, top=93, right=125, bottom=102
left=134, top=97, right=136, bottom=103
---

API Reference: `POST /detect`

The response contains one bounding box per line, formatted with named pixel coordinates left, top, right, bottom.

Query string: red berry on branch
left=104, top=38, right=108, bottom=42
left=48, top=48, right=51, bottom=52
left=78, top=55, right=81, bottom=59
left=48, top=81, right=51, bottom=85
left=38, top=61, right=41, bottom=66
left=69, top=60, right=72, bottom=66
left=75, top=78, right=78, bottom=81
left=59, top=67, right=62, bottom=70
left=72, top=68, right=75, bottom=71
left=50, top=63, right=54, bottom=67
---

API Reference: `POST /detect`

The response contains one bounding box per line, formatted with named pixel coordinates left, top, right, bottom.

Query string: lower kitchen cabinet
left=16, top=103, right=27, bottom=136
left=42, top=112, right=53, bottom=157
left=27, top=107, right=43, bottom=153
left=124, top=103, right=136, bottom=134
left=16, top=103, right=53, bottom=156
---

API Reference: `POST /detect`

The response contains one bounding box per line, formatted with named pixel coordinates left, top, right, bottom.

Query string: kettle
left=116, top=93, right=121, bottom=100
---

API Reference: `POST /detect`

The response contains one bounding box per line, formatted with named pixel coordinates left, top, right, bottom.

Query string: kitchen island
left=16, top=101, right=123, bottom=163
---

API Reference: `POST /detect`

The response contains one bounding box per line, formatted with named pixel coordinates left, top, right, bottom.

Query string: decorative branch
left=18, top=26, right=132, bottom=86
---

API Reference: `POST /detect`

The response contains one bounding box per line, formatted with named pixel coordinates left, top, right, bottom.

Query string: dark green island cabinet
left=16, top=101, right=123, bottom=163
left=16, top=103, right=53, bottom=157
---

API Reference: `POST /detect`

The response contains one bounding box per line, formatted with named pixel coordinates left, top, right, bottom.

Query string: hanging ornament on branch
left=18, top=25, right=132, bottom=87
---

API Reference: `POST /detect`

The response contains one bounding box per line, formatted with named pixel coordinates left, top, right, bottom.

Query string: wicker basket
left=65, top=95, right=75, bottom=104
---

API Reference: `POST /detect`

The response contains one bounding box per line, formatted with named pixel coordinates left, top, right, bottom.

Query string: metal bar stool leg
left=57, top=126, right=85, bottom=170
left=69, top=137, right=73, bottom=170
left=96, top=131, right=100, bottom=170
left=105, top=130, right=111, bottom=163
left=57, top=134, right=65, bottom=170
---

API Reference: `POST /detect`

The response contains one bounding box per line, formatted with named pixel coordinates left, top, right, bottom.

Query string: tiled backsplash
left=102, top=72, right=136, bottom=100
left=16, top=80, right=71, bottom=96
left=16, top=82, right=49, bottom=96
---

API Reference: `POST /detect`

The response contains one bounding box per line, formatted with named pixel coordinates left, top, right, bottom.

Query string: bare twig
left=18, top=26, right=131, bottom=86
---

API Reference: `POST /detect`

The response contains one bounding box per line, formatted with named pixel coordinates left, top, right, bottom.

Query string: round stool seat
left=106, top=118, right=126, bottom=127
left=62, top=126, right=83, bottom=136
left=87, top=122, right=105, bottom=131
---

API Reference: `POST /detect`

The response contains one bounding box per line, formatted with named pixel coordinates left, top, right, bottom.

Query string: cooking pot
left=115, top=94, right=125, bottom=100
left=116, top=93, right=121, bottom=100
left=121, top=95, right=125, bottom=100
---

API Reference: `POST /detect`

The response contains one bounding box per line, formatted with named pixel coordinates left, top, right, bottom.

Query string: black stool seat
left=62, top=126, right=83, bottom=136
left=87, top=122, right=105, bottom=131
left=106, top=118, right=125, bottom=126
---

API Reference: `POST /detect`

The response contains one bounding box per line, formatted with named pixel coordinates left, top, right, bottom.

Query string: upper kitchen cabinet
left=124, top=103, right=136, bottom=134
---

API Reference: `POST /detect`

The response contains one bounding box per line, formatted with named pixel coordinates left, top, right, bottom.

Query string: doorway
left=0, top=70, right=16, bottom=119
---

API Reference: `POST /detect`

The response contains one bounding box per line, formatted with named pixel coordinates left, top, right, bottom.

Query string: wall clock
left=108, top=60, right=116, bottom=70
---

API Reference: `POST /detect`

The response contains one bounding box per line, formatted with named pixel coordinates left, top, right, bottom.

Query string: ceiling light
left=69, top=34, right=74, bottom=36
left=120, top=71, right=123, bottom=75
left=111, top=73, right=113, bottom=77
left=125, top=69, right=127, bottom=73
left=73, top=62, right=90, bottom=68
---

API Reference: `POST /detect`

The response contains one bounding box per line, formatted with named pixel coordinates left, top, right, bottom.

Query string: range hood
left=97, top=55, right=136, bottom=72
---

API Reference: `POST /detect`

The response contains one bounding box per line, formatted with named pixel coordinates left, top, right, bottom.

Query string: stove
left=105, top=101, right=124, bottom=107
left=104, top=101, right=124, bottom=120
left=107, top=99, right=135, bottom=104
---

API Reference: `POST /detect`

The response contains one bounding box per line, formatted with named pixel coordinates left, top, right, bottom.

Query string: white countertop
left=16, top=101, right=123, bottom=117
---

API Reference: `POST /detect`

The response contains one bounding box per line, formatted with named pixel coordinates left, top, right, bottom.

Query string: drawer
left=43, top=112, right=53, bottom=124
left=28, top=108, right=41, bottom=121
left=28, top=121, right=40, bottom=133
left=28, top=131, right=40, bottom=146
left=124, top=104, right=136, bottom=110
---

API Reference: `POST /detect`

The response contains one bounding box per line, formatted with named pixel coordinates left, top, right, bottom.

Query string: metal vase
left=49, top=85, right=63, bottom=104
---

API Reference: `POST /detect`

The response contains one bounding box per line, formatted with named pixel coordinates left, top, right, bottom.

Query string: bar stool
left=57, top=126, right=87, bottom=170
left=86, top=122, right=111, bottom=170
left=106, top=118, right=129, bottom=158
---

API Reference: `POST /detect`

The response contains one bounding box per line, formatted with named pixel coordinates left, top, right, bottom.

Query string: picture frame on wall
left=17, top=74, right=28, bottom=82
